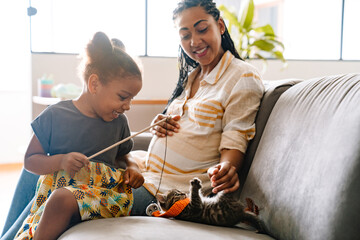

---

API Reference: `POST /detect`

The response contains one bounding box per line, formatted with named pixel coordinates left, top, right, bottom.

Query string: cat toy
left=146, top=198, right=190, bottom=218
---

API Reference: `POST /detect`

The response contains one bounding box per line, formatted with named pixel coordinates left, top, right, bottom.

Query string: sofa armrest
left=131, top=132, right=152, bottom=151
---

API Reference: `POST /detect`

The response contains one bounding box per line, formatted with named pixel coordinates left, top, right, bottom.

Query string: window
left=29, top=0, right=359, bottom=60
left=342, top=0, right=360, bottom=60
left=31, top=0, right=145, bottom=55
left=254, top=0, right=342, bottom=60
left=147, top=0, right=179, bottom=57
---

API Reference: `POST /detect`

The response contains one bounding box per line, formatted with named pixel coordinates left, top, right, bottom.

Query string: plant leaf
left=254, top=24, right=275, bottom=37
left=272, top=51, right=286, bottom=62
left=219, top=5, right=241, bottom=30
left=252, top=39, right=275, bottom=51
left=239, top=0, right=254, bottom=30
left=219, top=0, right=287, bottom=66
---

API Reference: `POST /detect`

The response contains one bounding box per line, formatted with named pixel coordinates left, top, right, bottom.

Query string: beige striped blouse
left=131, top=51, right=264, bottom=196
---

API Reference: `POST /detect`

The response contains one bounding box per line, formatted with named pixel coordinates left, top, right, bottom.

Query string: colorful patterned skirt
left=15, top=162, right=133, bottom=240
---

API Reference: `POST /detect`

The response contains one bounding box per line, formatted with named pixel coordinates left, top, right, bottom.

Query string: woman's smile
left=194, top=46, right=208, bottom=57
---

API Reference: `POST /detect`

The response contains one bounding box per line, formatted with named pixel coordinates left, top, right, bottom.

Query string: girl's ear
left=88, top=74, right=100, bottom=94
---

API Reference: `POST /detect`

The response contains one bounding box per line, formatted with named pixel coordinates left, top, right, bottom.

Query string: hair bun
left=86, top=32, right=113, bottom=63
left=111, top=38, right=126, bottom=51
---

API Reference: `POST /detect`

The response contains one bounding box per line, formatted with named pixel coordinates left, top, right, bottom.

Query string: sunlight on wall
left=0, top=2, right=31, bottom=164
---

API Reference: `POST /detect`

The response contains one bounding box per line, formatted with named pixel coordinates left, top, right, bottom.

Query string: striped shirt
left=131, top=51, right=264, bottom=196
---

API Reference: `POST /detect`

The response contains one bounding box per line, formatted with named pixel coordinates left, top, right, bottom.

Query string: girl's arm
left=24, top=134, right=89, bottom=177
left=207, top=149, right=244, bottom=194
left=119, top=154, right=144, bottom=188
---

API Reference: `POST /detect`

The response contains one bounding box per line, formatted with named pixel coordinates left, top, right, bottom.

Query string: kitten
left=156, top=178, right=265, bottom=233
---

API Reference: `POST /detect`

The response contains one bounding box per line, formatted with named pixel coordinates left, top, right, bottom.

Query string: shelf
left=33, top=96, right=61, bottom=105
left=132, top=99, right=167, bottom=105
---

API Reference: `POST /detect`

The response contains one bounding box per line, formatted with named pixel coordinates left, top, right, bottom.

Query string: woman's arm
left=24, top=134, right=89, bottom=177
left=209, top=70, right=264, bottom=194
left=150, top=114, right=181, bottom=137
left=208, top=149, right=244, bottom=194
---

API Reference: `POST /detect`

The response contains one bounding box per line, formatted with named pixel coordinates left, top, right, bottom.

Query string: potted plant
left=219, top=0, right=286, bottom=68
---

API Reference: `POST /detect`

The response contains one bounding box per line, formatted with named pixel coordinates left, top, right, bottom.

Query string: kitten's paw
left=191, top=177, right=202, bottom=188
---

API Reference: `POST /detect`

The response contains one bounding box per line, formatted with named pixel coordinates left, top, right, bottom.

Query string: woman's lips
left=194, top=47, right=208, bottom=58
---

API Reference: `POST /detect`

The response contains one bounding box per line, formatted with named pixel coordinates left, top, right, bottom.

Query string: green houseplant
left=219, top=0, right=286, bottom=66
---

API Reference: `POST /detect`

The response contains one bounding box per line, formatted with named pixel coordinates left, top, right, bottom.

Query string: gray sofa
left=59, top=73, right=360, bottom=240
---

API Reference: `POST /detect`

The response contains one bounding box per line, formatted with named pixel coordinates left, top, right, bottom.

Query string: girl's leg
left=131, top=186, right=157, bottom=216
left=34, top=188, right=81, bottom=240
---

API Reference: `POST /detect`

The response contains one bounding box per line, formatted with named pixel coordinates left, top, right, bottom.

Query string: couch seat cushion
left=59, top=216, right=275, bottom=240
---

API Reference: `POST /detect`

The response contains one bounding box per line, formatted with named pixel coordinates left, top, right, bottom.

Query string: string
left=88, top=118, right=168, bottom=160
left=154, top=117, right=168, bottom=198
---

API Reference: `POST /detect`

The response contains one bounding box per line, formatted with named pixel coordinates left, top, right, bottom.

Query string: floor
left=0, top=163, right=22, bottom=235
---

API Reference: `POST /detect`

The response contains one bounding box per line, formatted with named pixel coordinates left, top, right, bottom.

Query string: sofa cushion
left=240, top=73, right=360, bottom=240
left=239, top=79, right=301, bottom=193
left=59, top=216, right=275, bottom=240
left=131, top=132, right=152, bottom=151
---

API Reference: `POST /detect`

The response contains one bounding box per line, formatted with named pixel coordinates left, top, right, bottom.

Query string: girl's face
left=90, top=75, right=142, bottom=122
left=175, top=6, right=225, bottom=71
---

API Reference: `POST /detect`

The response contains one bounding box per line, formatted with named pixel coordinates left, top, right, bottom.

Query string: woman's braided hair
left=163, top=0, right=241, bottom=113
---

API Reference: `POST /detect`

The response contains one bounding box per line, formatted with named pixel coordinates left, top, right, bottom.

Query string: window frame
left=28, top=0, right=358, bottom=61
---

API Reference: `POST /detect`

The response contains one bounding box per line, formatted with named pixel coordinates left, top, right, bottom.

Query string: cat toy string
left=87, top=117, right=169, bottom=160
left=87, top=115, right=170, bottom=208
left=154, top=116, right=169, bottom=198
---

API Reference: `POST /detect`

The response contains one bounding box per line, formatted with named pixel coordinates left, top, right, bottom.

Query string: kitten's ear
left=156, top=194, right=166, bottom=204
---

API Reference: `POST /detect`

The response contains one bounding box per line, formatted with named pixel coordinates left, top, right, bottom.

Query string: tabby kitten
left=156, top=178, right=265, bottom=232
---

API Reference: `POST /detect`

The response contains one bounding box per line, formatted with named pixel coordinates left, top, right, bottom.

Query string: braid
left=163, top=46, right=198, bottom=113
left=164, top=0, right=241, bottom=113
left=222, top=26, right=242, bottom=60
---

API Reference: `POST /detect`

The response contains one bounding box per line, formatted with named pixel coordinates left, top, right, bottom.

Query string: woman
left=130, top=0, right=264, bottom=215
left=1, top=0, right=264, bottom=237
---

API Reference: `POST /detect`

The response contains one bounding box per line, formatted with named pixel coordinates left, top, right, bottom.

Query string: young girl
left=15, top=31, right=144, bottom=240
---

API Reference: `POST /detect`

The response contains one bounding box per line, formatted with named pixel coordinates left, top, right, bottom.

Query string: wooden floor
left=0, top=163, right=23, bottom=234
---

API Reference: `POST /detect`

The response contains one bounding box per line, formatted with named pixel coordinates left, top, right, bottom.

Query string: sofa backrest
left=240, top=73, right=360, bottom=240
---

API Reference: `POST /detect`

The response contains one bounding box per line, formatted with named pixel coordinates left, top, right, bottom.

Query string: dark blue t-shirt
left=31, top=100, right=133, bottom=168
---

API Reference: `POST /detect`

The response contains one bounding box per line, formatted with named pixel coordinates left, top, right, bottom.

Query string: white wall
left=31, top=54, right=360, bottom=132
left=0, top=2, right=31, bottom=164
left=31, top=54, right=179, bottom=131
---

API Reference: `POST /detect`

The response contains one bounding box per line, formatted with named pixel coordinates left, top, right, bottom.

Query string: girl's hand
left=150, top=114, right=181, bottom=137
left=61, top=152, right=89, bottom=178
left=207, top=161, right=239, bottom=194
left=123, top=166, right=145, bottom=189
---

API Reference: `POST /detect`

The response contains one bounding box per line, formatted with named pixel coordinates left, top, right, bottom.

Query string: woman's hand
left=61, top=152, right=89, bottom=178
left=207, top=161, right=240, bottom=194
left=150, top=114, right=181, bottom=137
left=124, top=166, right=145, bottom=189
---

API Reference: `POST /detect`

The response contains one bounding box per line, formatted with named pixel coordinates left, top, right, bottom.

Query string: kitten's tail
left=241, top=212, right=267, bottom=234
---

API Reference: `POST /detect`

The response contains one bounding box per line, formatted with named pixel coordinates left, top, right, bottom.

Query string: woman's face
left=175, top=6, right=225, bottom=71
